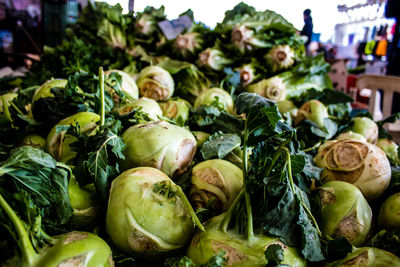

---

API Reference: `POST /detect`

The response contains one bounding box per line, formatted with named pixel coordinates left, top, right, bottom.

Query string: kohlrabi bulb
left=189, top=159, right=243, bottom=213
left=106, top=167, right=196, bottom=259
left=120, top=120, right=196, bottom=177
left=46, top=112, right=100, bottom=164
left=325, top=247, right=400, bottom=267
left=35, top=231, right=113, bottom=266
left=351, top=117, right=379, bottom=144
left=295, top=100, right=329, bottom=129
left=194, top=88, right=234, bottom=114
left=314, top=181, right=372, bottom=246
left=336, top=131, right=367, bottom=142
left=136, top=66, right=174, bottom=101
left=32, top=79, right=68, bottom=103
left=187, top=214, right=306, bottom=266
left=104, top=69, right=139, bottom=102
left=159, top=97, right=191, bottom=124
left=172, top=32, right=203, bottom=59
left=265, top=45, right=295, bottom=73
left=197, top=48, right=233, bottom=71
left=246, top=76, right=287, bottom=101
left=378, top=193, right=400, bottom=230
left=118, top=97, right=162, bottom=121
left=377, top=138, right=400, bottom=165
left=314, top=139, right=391, bottom=201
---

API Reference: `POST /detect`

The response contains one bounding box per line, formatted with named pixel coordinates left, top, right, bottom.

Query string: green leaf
left=201, top=132, right=241, bottom=159
left=200, top=250, right=227, bottom=267
left=67, top=118, right=126, bottom=204
left=265, top=244, right=285, bottom=266
left=0, top=147, right=73, bottom=226
left=164, top=256, right=195, bottom=267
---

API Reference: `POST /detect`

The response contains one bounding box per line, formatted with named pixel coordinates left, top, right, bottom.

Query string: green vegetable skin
left=295, top=99, right=328, bottom=128
left=106, top=167, right=196, bottom=258
left=192, top=131, right=211, bottom=148
left=190, top=159, right=243, bottom=212
left=68, top=176, right=97, bottom=226
left=104, top=69, right=139, bottom=100
left=246, top=76, right=287, bottom=101
left=314, top=139, right=391, bottom=201
left=159, top=98, right=191, bottom=123
left=326, top=247, right=400, bottom=267
left=118, top=97, right=162, bottom=121
left=187, top=214, right=306, bottom=267
left=378, top=193, right=400, bottom=229
left=120, top=120, right=197, bottom=177
left=377, top=138, right=400, bottom=164
left=351, top=117, right=379, bottom=144
left=46, top=112, right=100, bottom=164
left=0, top=192, right=113, bottom=267
left=32, top=79, right=68, bottom=102
left=35, top=232, right=113, bottom=267
left=314, top=181, right=372, bottom=246
left=194, top=88, right=234, bottom=114
left=136, top=66, right=175, bottom=101
left=0, top=93, right=18, bottom=124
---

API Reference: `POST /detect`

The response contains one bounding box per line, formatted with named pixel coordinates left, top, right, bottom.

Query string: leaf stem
left=220, top=188, right=244, bottom=233
left=174, top=185, right=205, bottom=231
left=0, top=192, right=38, bottom=266
left=282, top=147, right=321, bottom=236
left=99, top=67, right=105, bottom=127
left=242, top=119, right=254, bottom=240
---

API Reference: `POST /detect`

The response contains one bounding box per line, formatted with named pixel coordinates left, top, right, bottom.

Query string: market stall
left=0, top=1, right=400, bottom=267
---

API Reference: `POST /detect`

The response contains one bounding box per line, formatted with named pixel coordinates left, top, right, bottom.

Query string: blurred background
left=0, top=0, right=396, bottom=90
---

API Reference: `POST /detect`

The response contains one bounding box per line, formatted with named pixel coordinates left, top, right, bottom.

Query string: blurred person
left=385, top=0, right=400, bottom=113
left=300, top=9, right=313, bottom=54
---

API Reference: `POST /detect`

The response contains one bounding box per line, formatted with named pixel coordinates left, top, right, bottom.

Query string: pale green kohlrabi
left=0, top=192, right=113, bottom=267
left=326, top=247, right=400, bottom=267
left=120, top=120, right=197, bottom=178
left=294, top=99, right=329, bottom=129
left=335, top=131, right=367, bottom=142
left=187, top=213, right=306, bottom=267
left=377, top=192, right=400, bottom=230
left=264, top=44, right=296, bottom=73
left=351, top=117, right=379, bottom=144
left=313, top=181, right=372, bottom=246
left=194, top=88, right=234, bottom=114
left=104, top=69, right=139, bottom=103
left=159, top=97, right=191, bottom=124
left=68, top=176, right=97, bottom=226
left=136, top=66, right=175, bottom=101
left=189, top=159, right=243, bottom=213
left=172, top=32, right=203, bottom=60
left=377, top=138, right=400, bottom=165
left=314, top=139, right=391, bottom=201
left=197, top=48, right=233, bottom=71
left=46, top=112, right=100, bottom=164
left=246, top=76, right=287, bottom=102
left=106, top=167, right=203, bottom=260
left=118, top=97, right=162, bottom=121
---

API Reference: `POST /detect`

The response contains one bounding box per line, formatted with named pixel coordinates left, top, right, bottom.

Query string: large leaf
left=0, top=146, right=73, bottom=226
left=201, top=132, right=241, bottom=159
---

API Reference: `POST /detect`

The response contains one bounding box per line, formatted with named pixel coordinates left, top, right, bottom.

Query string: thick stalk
left=220, top=188, right=244, bottom=233
left=242, top=119, right=254, bottom=240
left=283, top=147, right=321, bottom=235
left=0, top=192, right=38, bottom=266
left=174, top=186, right=205, bottom=231
left=98, top=67, right=105, bottom=127
left=2, top=96, right=13, bottom=124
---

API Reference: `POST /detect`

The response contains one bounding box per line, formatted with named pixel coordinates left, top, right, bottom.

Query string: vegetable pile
left=1, top=2, right=400, bottom=266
